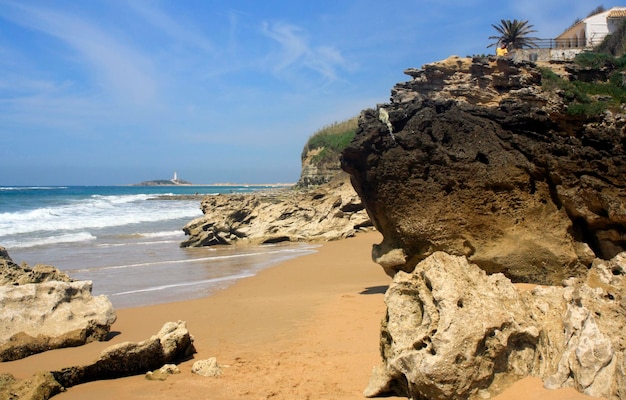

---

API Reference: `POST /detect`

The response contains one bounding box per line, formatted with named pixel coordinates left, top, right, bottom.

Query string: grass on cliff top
left=301, top=117, right=358, bottom=164
left=541, top=52, right=626, bottom=116
left=540, top=25, right=626, bottom=117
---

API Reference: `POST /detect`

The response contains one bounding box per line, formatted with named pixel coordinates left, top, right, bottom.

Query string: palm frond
left=487, top=19, right=539, bottom=49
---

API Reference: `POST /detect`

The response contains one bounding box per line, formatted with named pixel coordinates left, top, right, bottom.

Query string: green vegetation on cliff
left=301, top=117, right=358, bottom=164
left=541, top=52, right=626, bottom=116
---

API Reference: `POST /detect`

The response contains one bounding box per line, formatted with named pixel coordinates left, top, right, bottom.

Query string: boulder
left=366, top=251, right=625, bottom=400
left=145, top=364, right=181, bottom=381
left=341, top=56, right=626, bottom=285
left=181, top=173, right=372, bottom=247
left=191, top=357, right=222, bottom=377
left=0, top=280, right=116, bottom=361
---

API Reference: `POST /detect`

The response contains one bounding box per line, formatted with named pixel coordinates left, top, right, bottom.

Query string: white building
left=556, top=7, right=626, bottom=49
left=513, top=7, right=626, bottom=62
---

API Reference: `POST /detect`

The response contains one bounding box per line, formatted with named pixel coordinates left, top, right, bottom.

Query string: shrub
left=301, top=117, right=358, bottom=164
left=574, top=51, right=619, bottom=69
left=540, top=54, right=626, bottom=116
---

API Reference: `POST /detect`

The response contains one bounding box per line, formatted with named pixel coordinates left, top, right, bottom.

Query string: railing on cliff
left=530, top=36, right=606, bottom=49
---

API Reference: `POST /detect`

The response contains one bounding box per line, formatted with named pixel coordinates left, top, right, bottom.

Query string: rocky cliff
left=298, top=149, right=344, bottom=187
left=341, top=56, right=626, bottom=399
left=342, top=55, right=626, bottom=284
left=297, top=117, right=358, bottom=188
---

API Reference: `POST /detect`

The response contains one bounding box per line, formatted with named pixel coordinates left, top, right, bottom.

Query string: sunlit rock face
left=342, top=56, right=626, bottom=285
left=364, top=251, right=626, bottom=400
left=342, top=56, right=626, bottom=399
left=0, top=248, right=116, bottom=362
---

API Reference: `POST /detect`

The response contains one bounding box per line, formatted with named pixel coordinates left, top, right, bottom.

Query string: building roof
left=557, top=7, right=626, bottom=39
left=608, top=8, right=626, bottom=18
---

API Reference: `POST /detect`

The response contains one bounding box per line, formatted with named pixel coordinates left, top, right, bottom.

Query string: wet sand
left=0, top=231, right=601, bottom=399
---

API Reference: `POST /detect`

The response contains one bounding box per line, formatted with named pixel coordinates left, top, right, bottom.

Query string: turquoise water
left=0, top=185, right=316, bottom=308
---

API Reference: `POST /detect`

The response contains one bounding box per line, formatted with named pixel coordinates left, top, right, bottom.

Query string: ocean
left=0, top=185, right=317, bottom=309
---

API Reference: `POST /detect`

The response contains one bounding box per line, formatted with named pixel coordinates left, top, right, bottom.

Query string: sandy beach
left=0, top=231, right=601, bottom=399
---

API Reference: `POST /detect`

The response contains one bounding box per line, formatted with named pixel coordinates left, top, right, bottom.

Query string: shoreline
left=0, top=232, right=602, bottom=399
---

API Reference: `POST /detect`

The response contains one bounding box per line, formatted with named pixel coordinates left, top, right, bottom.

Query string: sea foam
left=0, top=194, right=202, bottom=236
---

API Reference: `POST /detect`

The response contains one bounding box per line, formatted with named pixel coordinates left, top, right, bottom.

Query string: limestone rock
left=0, top=372, right=62, bottom=400
left=0, top=247, right=72, bottom=285
left=52, top=321, right=195, bottom=388
left=342, top=57, right=626, bottom=284
left=191, top=357, right=222, bottom=377
left=366, top=251, right=626, bottom=400
left=365, top=252, right=542, bottom=399
left=0, top=280, right=116, bottom=361
left=298, top=147, right=344, bottom=187
left=545, top=253, right=626, bottom=398
left=181, top=173, right=372, bottom=247
left=145, top=364, right=181, bottom=381
left=1, top=322, right=195, bottom=400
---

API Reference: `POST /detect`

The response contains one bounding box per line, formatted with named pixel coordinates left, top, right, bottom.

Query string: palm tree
left=488, top=19, right=539, bottom=49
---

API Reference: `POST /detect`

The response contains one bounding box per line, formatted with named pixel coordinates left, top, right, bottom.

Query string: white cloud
left=130, top=2, right=214, bottom=53
left=1, top=2, right=159, bottom=106
left=260, top=21, right=350, bottom=83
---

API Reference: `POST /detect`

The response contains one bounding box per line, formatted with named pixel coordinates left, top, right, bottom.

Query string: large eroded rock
left=0, top=280, right=117, bottom=361
left=341, top=56, right=626, bottom=285
left=0, top=248, right=116, bottom=361
left=366, top=251, right=625, bottom=400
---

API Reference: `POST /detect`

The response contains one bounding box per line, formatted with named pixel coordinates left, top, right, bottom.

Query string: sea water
left=0, top=185, right=316, bottom=308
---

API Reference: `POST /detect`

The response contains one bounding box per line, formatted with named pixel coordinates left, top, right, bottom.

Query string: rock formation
left=0, top=246, right=72, bottom=285
left=297, top=117, right=358, bottom=188
left=181, top=173, right=372, bottom=247
left=341, top=56, right=626, bottom=398
left=0, top=321, right=195, bottom=400
left=298, top=148, right=345, bottom=187
left=0, top=372, right=62, bottom=400
left=52, top=320, right=195, bottom=388
left=342, top=56, right=626, bottom=284
left=191, top=357, right=222, bottom=377
left=0, top=249, right=116, bottom=361
left=145, top=364, right=181, bottom=381
left=365, top=251, right=625, bottom=400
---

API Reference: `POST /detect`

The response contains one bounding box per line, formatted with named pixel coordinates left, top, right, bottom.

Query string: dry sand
left=0, top=231, right=601, bottom=399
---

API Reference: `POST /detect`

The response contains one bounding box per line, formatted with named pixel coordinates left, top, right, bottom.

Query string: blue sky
left=0, top=0, right=621, bottom=185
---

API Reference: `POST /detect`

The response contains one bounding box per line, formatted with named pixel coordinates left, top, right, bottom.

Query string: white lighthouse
left=172, top=171, right=178, bottom=183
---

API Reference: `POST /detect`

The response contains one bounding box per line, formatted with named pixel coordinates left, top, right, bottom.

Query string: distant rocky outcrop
left=181, top=173, right=372, bottom=247
left=133, top=179, right=192, bottom=186
left=0, top=248, right=116, bottom=361
left=341, top=56, right=626, bottom=398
